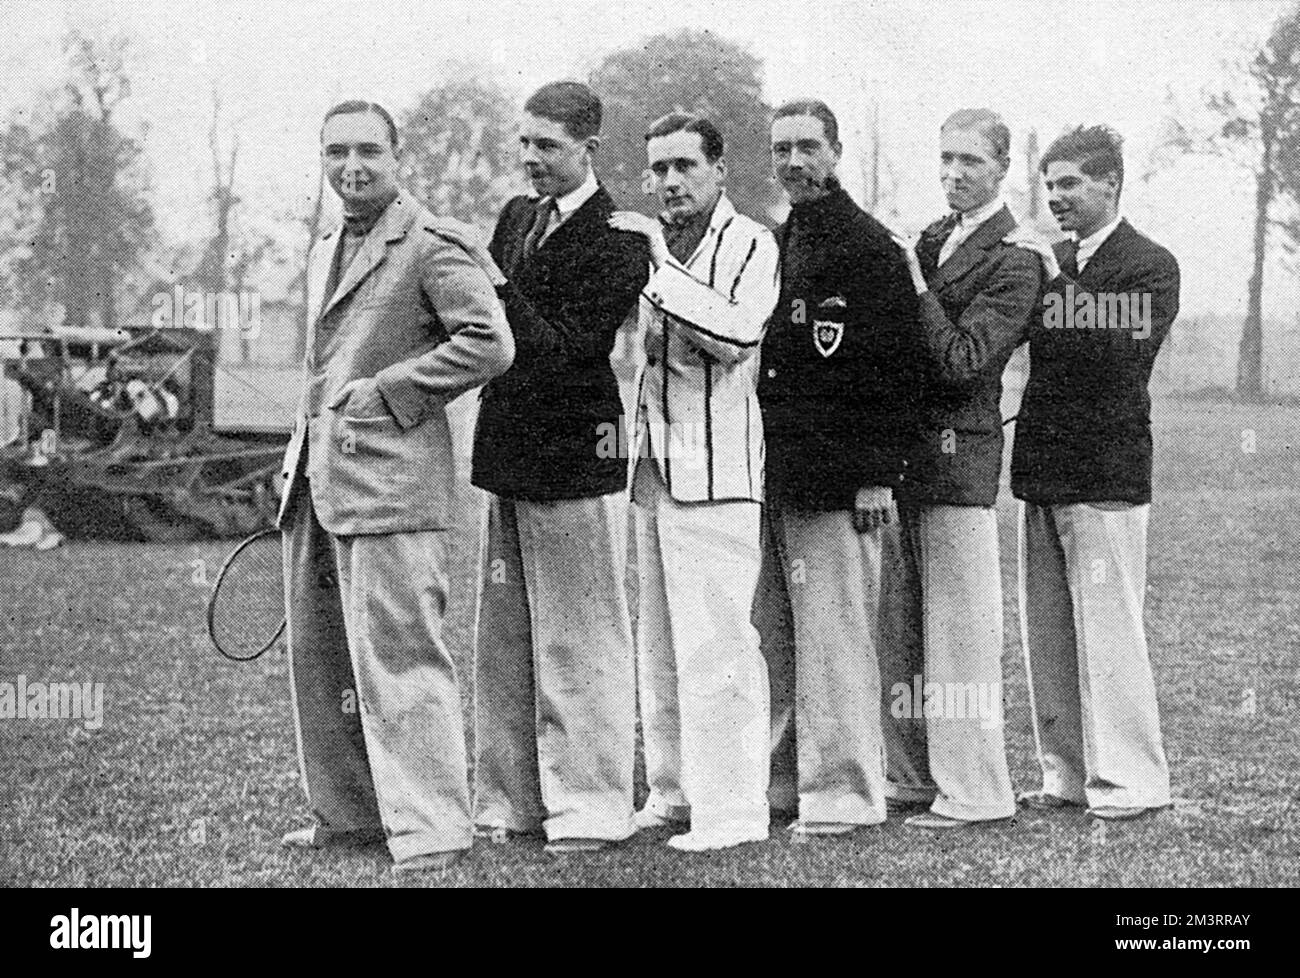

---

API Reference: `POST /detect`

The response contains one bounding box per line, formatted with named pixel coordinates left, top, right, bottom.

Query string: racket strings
left=209, top=530, right=287, bottom=661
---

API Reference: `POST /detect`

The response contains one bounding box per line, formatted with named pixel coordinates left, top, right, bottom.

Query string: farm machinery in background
left=0, top=323, right=292, bottom=542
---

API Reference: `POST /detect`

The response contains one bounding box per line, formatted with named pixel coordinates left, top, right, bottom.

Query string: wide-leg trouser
left=1019, top=501, right=1171, bottom=809
left=754, top=503, right=888, bottom=825
left=881, top=502, right=1016, bottom=821
left=473, top=491, right=636, bottom=841
left=283, top=488, right=472, bottom=860
left=634, top=461, right=769, bottom=836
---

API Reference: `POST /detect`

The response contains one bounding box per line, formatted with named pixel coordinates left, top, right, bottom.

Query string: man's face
left=519, top=113, right=593, bottom=198
left=647, top=130, right=725, bottom=221
left=1044, top=160, right=1118, bottom=238
left=939, top=126, right=1006, bottom=214
left=771, top=114, right=840, bottom=204
left=321, top=111, right=400, bottom=209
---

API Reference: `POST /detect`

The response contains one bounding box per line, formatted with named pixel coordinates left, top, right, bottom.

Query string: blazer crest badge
left=813, top=295, right=846, bottom=358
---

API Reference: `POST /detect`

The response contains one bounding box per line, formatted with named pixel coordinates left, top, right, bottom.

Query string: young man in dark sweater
left=1007, top=124, right=1178, bottom=821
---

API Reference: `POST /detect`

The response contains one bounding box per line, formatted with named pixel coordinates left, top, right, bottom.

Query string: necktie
left=523, top=197, right=557, bottom=259
left=919, top=212, right=959, bottom=270
left=938, top=214, right=966, bottom=266
left=1063, top=242, right=1080, bottom=278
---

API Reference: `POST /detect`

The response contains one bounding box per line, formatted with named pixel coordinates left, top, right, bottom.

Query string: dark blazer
left=900, top=204, right=1041, bottom=507
left=471, top=186, right=650, bottom=500
left=758, top=181, right=921, bottom=511
left=1012, top=220, right=1180, bottom=505
left=278, top=192, right=513, bottom=535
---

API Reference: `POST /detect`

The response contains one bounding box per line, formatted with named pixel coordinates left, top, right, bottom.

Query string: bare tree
left=854, top=92, right=901, bottom=221
left=1151, top=5, right=1300, bottom=400
left=293, top=165, right=326, bottom=364
left=203, top=89, right=239, bottom=298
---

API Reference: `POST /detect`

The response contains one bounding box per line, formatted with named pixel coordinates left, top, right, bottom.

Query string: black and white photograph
left=0, top=0, right=1293, bottom=917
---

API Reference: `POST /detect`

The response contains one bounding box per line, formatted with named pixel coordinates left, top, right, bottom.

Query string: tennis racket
left=207, top=528, right=286, bottom=661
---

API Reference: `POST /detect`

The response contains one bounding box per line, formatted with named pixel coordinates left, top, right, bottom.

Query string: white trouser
left=1019, top=501, right=1171, bottom=809
left=473, top=491, right=637, bottom=842
left=881, top=502, right=1016, bottom=821
left=755, top=503, right=888, bottom=824
left=633, top=460, right=769, bottom=835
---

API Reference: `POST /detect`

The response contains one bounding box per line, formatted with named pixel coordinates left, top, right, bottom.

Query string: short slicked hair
left=645, top=112, right=725, bottom=162
left=773, top=99, right=839, bottom=147
left=524, top=81, right=602, bottom=141
left=321, top=100, right=399, bottom=150
left=941, top=108, right=1011, bottom=167
left=1041, top=124, right=1125, bottom=197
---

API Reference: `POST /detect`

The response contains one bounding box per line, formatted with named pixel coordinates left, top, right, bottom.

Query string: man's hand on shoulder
left=609, top=211, right=669, bottom=270
left=889, top=230, right=929, bottom=296
left=1003, top=226, right=1061, bottom=281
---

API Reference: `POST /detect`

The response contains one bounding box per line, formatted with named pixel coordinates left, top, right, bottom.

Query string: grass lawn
left=1, top=396, right=1297, bottom=886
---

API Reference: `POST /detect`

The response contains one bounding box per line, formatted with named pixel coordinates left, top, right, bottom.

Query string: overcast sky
left=0, top=0, right=1292, bottom=320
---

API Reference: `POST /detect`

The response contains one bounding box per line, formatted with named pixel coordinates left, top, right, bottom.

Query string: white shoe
left=666, top=826, right=767, bottom=852
left=0, top=520, right=43, bottom=546
left=33, top=530, right=64, bottom=551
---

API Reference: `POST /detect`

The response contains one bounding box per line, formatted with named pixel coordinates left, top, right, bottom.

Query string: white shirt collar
left=957, top=193, right=1006, bottom=230
left=939, top=193, right=1006, bottom=266
left=553, top=167, right=599, bottom=222
left=1075, top=213, right=1123, bottom=270
left=708, top=191, right=736, bottom=229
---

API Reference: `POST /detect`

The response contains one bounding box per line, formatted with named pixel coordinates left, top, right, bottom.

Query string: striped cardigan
left=633, top=193, right=780, bottom=503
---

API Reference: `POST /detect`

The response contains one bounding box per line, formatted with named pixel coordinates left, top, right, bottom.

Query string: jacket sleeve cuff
left=645, top=262, right=754, bottom=344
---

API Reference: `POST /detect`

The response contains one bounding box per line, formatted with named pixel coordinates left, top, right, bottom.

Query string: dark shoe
left=1018, top=790, right=1084, bottom=812
left=392, top=850, right=467, bottom=875
left=1088, top=805, right=1159, bottom=822
left=544, top=837, right=614, bottom=855
left=886, top=797, right=931, bottom=815
left=904, top=812, right=1014, bottom=831
left=475, top=825, right=543, bottom=844
left=633, top=808, right=689, bottom=832
left=281, top=824, right=385, bottom=850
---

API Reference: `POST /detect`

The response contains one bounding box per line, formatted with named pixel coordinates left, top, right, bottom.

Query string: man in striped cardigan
left=610, top=112, right=780, bottom=851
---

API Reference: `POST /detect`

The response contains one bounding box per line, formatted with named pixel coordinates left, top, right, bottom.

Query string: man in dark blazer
left=755, top=99, right=920, bottom=837
left=471, top=82, right=650, bottom=853
left=888, top=108, right=1041, bottom=830
left=1008, top=125, right=1177, bottom=821
left=278, top=101, right=514, bottom=874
